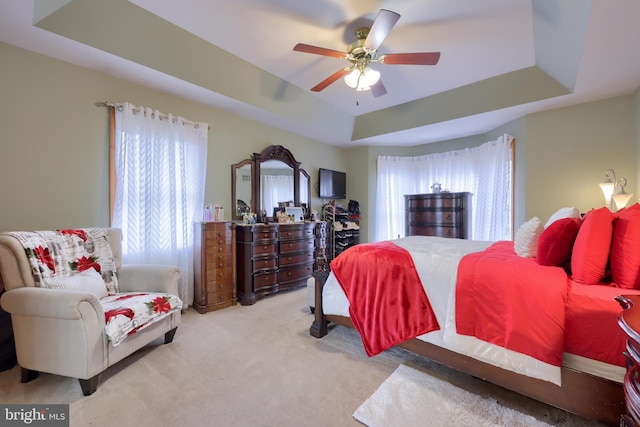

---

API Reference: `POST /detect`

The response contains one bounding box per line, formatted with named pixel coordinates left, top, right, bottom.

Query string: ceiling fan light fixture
left=344, top=66, right=380, bottom=91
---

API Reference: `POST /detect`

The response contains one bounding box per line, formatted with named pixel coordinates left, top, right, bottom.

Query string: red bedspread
left=565, top=281, right=640, bottom=367
left=455, top=241, right=568, bottom=367
left=331, top=241, right=440, bottom=356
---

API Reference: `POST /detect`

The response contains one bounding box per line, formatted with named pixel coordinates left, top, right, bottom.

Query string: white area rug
left=353, top=364, right=554, bottom=427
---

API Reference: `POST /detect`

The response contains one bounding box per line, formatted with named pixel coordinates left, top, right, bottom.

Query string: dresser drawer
left=254, top=271, right=278, bottom=290
left=205, top=231, right=232, bottom=246
left=280, top=238, right=314, bottom=254
left=254, top=230, right=278, bottom=241
left=205, top=251, right=233, bottom=269
left=205, top=267, right=234, bottom=285
left=280, top=251, right=314, bottom=267
left=206, top=289, right=235, bottom=305
left=253, top=242, right=278, bottom=256
left=407, top=225, right=461, bottom=238
left=408, top=210, right=461, bottom=225
left=205, top=278, right=235, bottom=293
left=406, top=196, right=462, bottom=209
left=279, top=263, right=313, bottom=284
left=280, top=226, right=314, bottom=240
left=253, top=256, right=277, bottom=272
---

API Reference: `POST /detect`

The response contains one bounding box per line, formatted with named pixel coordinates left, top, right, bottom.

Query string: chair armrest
left=0, top=287, right=103, bottom=321
left=117, top=264, right=180, bottom=296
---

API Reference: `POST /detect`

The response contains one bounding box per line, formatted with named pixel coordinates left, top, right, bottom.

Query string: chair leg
left=164, top=327, right=178, bottom=344
left=79, top=375, right=99, bottom=396
left=20, top=367, right=38, bottom=383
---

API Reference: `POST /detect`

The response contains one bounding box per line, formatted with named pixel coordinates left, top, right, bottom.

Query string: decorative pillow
left=43, top=268, right=108, bottom=299
left=537, top=217, right=582, bottom=267
left=544, top=207, right=581, bottom=229
left=514, top=217, right=543, bottom=258
left=570, top=207, right=614, bottom=285
left=610, top=203, right=640, bottom=289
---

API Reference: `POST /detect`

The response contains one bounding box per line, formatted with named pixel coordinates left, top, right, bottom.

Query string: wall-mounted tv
left=318, top=168, right=346, bottom=199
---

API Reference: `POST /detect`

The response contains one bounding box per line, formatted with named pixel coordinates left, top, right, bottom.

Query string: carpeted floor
left=0, top=288, right=607, bottom=426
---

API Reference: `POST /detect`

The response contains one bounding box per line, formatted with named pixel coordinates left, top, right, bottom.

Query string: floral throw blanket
left=102, top=292, right=182, bottom=346
left=10, top=228, right=182, bottom=346
left=9, top=228, right=119, bottom=295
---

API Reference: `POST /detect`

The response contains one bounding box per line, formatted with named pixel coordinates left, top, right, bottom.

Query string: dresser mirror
left=231, top=145, right=310, bottom=221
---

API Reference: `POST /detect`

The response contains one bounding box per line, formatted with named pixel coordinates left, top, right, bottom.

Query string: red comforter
left=456, top=241, right=569, bottom=367
left=331, top=241, right=440, bottom=356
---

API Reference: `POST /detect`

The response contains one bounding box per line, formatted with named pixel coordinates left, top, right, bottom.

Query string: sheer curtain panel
left=375, top=134, right=513, bottom=242
left=112, top=102, right=208, bottom=307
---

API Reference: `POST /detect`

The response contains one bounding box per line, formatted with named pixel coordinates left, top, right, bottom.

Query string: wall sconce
left=599, top=169, right=616, bottom=210
left=600, top=168, right=634, bottom=211
left=613, top=177, right=633, bottom=210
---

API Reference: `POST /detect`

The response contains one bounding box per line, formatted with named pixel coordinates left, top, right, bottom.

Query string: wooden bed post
left=310, top=270, right=330, bottom=338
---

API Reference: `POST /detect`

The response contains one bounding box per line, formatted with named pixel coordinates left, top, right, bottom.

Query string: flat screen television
left=318, top=168, right=346, bottom=199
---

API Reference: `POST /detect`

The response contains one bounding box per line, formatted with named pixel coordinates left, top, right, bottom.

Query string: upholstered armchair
left=0, top=228, right=182, bottom=395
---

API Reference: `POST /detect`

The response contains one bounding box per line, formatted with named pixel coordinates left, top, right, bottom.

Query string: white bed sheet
left=321, top=236, right=625, bottom=386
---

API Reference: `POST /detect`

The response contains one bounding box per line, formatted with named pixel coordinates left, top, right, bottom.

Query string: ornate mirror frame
left=231, top=145, right=310, bottom=221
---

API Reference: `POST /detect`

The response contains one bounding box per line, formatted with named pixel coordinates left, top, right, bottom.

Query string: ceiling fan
left=293, top=9, right=441, bottom=97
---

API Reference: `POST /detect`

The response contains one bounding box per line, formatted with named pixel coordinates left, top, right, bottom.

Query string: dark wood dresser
left=617, top=295, right=640, bottom=426
left=404, top=192, right=472, bottom=239
left=236, top=222, right=321, bottom=305
left=193, top=221, right=237, bottom=313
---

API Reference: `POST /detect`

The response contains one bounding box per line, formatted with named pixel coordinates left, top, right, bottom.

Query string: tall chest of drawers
left=404, top=192, right=472, bottom=239
left=193, top=221, right=236, bottom=313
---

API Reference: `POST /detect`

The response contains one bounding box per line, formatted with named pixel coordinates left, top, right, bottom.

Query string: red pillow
left=610, top=203, right=640, bottom=289
left=571, top=207, right=614, bottom=285
left=537, top=217, right=581, bottom=267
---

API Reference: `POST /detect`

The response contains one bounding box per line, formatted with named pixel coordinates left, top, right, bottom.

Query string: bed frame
left=310, top=271, right=625, bottom=426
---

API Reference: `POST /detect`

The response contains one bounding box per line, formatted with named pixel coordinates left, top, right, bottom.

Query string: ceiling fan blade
left=310, top=68, right=350, bottom=92
left=293, top=43, right=346, bottom=59
left=371, top=80, right=387, bottom=98
left=379, top=52, right=441, bottom=65
left=364, top=9, right=401, bottom=50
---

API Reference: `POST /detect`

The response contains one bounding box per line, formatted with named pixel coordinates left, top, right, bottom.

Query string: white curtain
left=375, top=134, right=513, bottom=242
left=112, top=102, right=208, bottom=307
left=262, top=174, right=294, bottom=214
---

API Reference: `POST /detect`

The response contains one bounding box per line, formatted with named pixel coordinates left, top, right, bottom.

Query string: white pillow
left=544, top=207, right=581, bottom=228
left=514, top=217, right=544, bottom=258
left=43, top=269, right=108, bottom=299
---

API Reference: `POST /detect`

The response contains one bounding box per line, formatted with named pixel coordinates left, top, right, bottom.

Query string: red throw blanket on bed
left=331, top=241, right=440, bottom=357
left=455, top=241, right=568, bottom=366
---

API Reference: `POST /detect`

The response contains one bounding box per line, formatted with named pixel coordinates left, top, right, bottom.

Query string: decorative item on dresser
left=193, top=221, right=237, bottom=313
left=404, top=192, right=472, bottom=239
left=236, top=222, right=325, bottom=305
left=616, top=295, right=640, bottom=427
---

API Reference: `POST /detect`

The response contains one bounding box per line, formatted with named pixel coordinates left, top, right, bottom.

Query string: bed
left=310, top=205, right=640, bottom=426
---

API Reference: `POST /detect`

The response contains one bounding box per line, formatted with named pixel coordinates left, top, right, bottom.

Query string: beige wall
left=1, top=42, right=638, bottom=244
left=0, top=42, right=345, bottom=231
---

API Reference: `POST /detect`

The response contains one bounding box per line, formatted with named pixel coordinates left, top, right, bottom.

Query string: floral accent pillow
left=101, top=292, right=183, bottom=346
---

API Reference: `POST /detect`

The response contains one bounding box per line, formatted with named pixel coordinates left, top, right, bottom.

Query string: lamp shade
left=343, top=66, right=380, bottom=91
left=599, top=181, right=615, bottom=206
left=613, top=192, right=633, bottom=210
